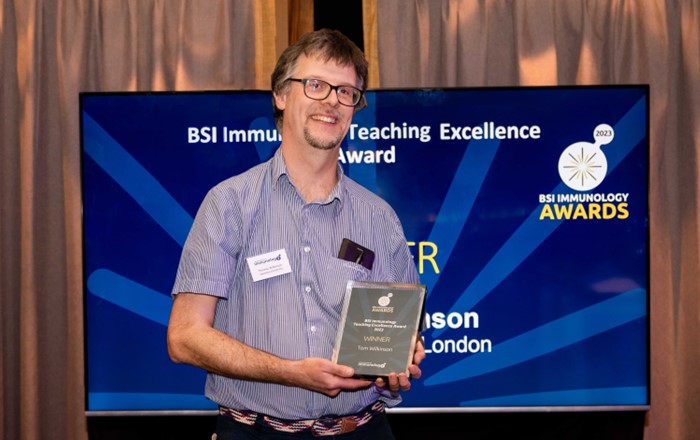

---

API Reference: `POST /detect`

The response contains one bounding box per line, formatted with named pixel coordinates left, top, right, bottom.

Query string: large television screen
left=80, top=85, right=649, bottom=414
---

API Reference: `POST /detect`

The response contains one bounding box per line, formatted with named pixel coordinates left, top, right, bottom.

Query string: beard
left=303, top=125, right=345, bottom=151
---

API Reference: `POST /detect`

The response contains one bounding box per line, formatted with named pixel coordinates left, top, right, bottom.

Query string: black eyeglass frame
left=287, top=78, right=364, bottom=107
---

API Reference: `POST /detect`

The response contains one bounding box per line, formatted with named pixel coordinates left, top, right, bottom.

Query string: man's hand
left=169, top=294, right=371, bottom=396
left=374, top=336, right=425, bottom=396
left=290, top=358, right=373, bottom=397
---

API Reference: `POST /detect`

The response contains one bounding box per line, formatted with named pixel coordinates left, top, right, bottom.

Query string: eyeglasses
left=287, top=78, right=364, bottom=107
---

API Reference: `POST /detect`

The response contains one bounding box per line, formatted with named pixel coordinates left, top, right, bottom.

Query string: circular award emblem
left=558, top=124, right=614, bottom=191
left=378, top=292, right=393, bottom=307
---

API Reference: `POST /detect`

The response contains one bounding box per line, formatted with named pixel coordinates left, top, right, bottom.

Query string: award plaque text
left=332, top=281, right=427, bottom=379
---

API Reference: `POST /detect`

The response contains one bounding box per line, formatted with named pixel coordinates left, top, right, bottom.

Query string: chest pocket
left=319, top=257, right=372, bottom=309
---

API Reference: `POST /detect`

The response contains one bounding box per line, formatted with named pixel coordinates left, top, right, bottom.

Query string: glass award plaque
left=332, top=281, right=427, bottom=379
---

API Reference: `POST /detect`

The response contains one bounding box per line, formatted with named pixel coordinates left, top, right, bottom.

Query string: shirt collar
left=271, top=147, right=345, bottom=208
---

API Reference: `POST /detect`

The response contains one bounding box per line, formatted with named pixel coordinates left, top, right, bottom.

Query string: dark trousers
left=214, top=411, right=396, bottom=440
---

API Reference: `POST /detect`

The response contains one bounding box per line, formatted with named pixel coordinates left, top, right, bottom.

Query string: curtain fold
left=289, top=0, right=314, bottom=45
left=1, top=1, right=281, bottom=439
left=361, top=0, right=380, bottom=89
left=370, top=1, right=700, bottom=439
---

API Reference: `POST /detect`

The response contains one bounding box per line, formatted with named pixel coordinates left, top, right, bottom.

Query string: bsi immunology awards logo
left=372, top=292, right=394, bottom=313
left=539, top=123, right=630, bottom=221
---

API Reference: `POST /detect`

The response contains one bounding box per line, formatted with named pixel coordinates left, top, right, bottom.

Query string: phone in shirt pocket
left=337, top=238, right=375, bottom=271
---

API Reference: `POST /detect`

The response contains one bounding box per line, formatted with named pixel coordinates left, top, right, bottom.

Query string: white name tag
left=246, top=249, right=292, bottom=282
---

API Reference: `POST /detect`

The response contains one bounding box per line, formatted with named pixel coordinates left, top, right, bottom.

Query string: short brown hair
left=271, top=28, right=368, bottom=132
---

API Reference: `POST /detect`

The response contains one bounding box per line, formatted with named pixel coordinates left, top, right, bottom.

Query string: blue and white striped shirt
left=172, top=147, right=419, bottom=420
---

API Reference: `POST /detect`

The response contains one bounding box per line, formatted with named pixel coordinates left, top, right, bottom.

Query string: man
left=167, top=28, right=424, bottom=439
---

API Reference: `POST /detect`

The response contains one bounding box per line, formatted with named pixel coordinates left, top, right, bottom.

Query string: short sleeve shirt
left=172, top=147, right=419, bottom=419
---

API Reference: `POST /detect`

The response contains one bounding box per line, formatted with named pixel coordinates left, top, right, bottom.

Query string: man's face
left=274, top=54, right=359, bottom=151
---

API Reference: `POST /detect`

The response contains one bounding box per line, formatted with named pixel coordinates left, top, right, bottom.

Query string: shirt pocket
left=320, top=257, right=372, bottom=309
left=328, top=257, right=372, bottom=282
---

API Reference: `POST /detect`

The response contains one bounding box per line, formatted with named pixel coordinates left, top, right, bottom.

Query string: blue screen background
left=81, top=86, right=649, bottom=411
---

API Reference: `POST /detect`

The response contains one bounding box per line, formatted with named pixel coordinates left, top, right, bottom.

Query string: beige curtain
left=365, top=1, right=700, bottom=439
left=0, top=1, right=284, bottom=439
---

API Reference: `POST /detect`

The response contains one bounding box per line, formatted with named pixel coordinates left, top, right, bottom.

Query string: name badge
left=246, top=249, right=292, bottom=282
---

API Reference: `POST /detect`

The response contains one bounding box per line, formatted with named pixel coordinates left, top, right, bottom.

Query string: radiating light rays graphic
left=425, top=288, right=646, bottom=386
left=562, top=147, right=604, bottom=187
left=83, top=112, right=280, bottom=327
left=87, top=269, right=172, bottom=325
left=421, top=96, right=647, bottom=394
left=420, top=138, right=501, bottom=297
left=83, top=113, right=194, bottom=247
left=83, top=113, right=194, bottom=323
